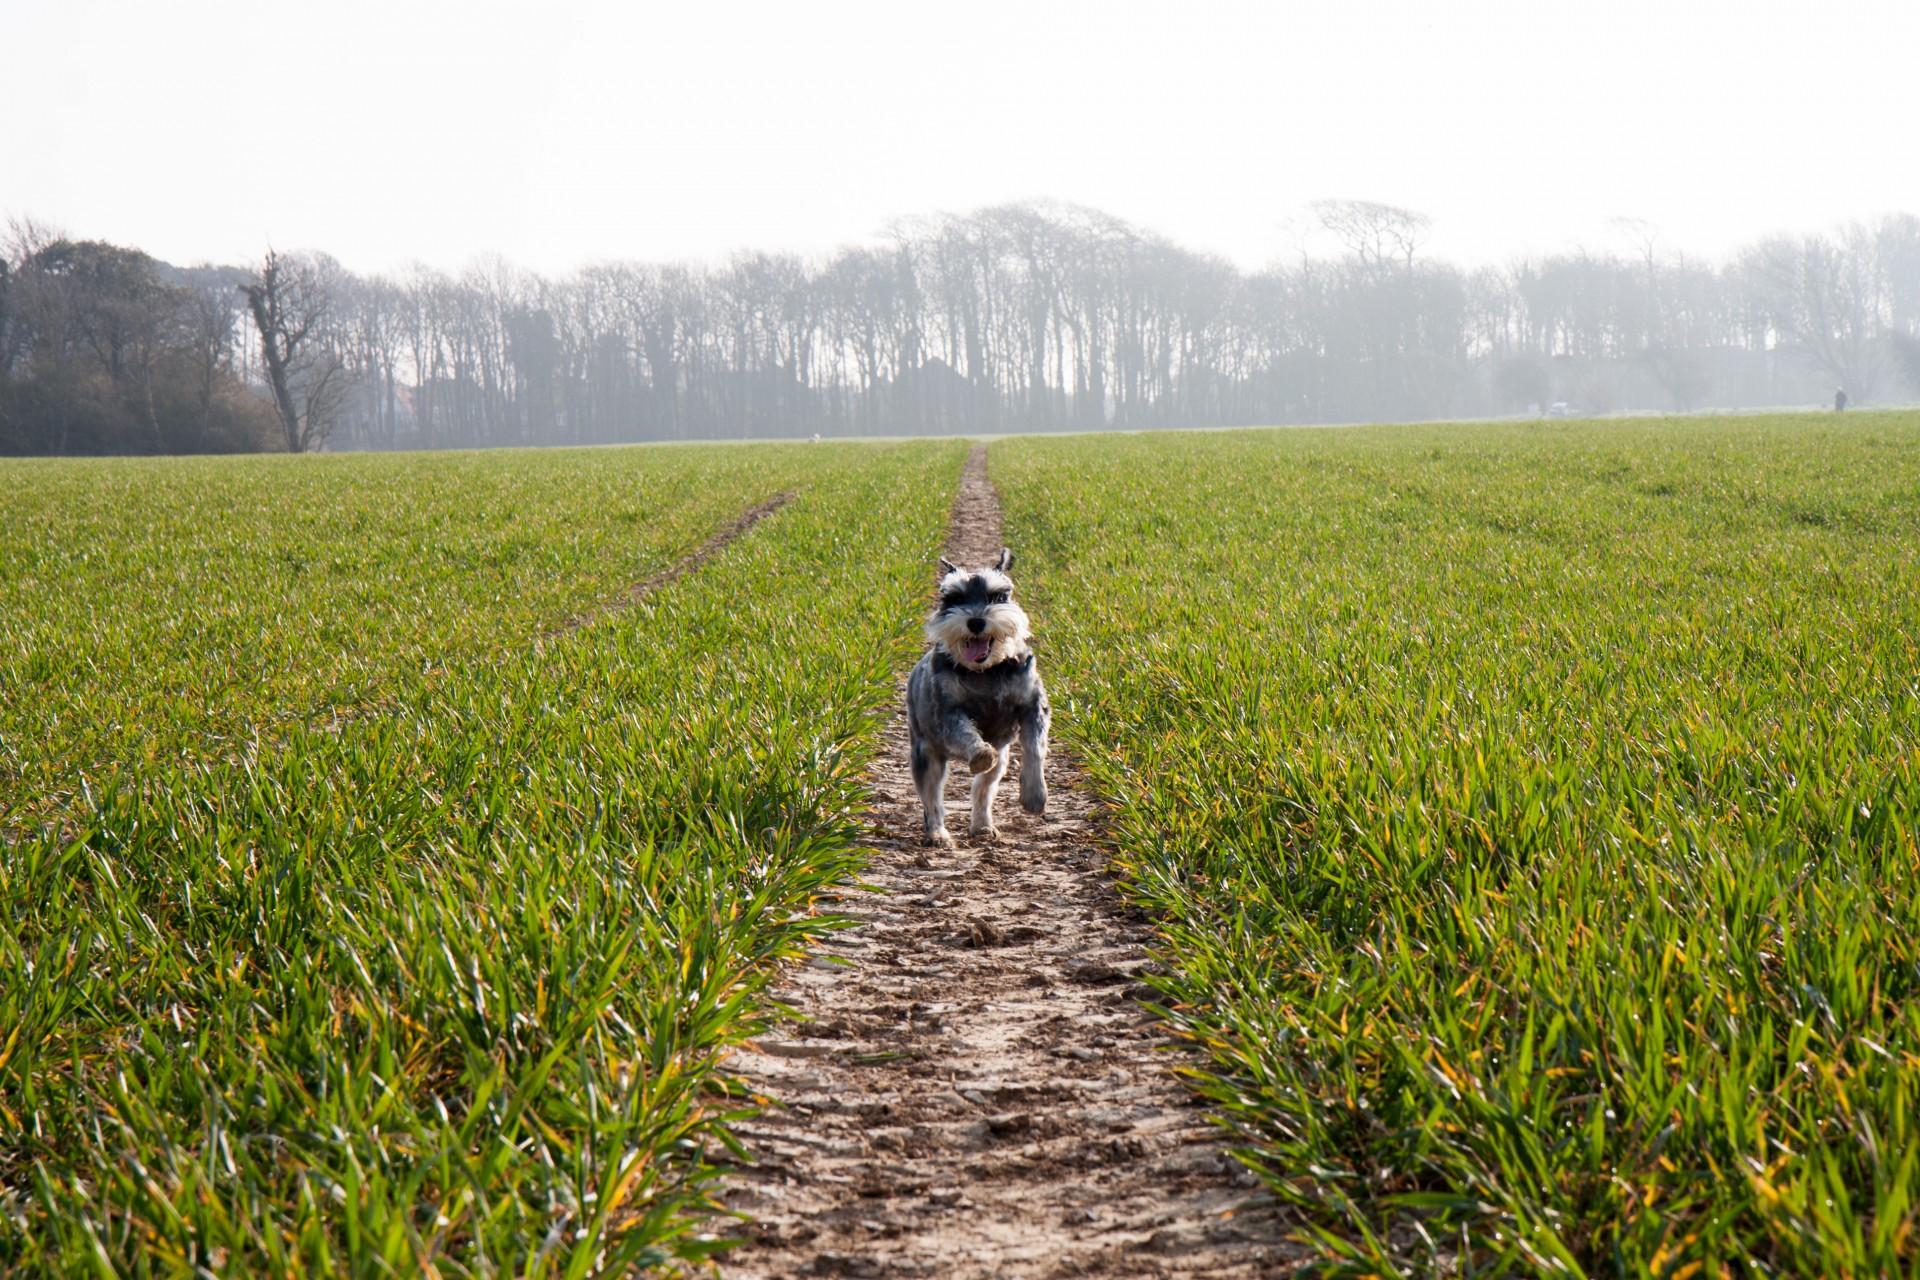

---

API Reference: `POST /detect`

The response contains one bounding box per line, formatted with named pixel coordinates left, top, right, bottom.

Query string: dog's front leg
left=942, top=711, right=999, bottom=775
left=970, top=745, right=1010, bottom=839
left=911, top=735, right=953, bottom=846
left=1018, top=701, right=1050, bottom=815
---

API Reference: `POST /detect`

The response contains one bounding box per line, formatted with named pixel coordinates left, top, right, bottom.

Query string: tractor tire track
left=547, top=490, right=796, bottom=641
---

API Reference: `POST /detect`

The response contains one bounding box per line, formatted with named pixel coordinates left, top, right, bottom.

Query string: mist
left=4, top=201, right=1919, bottom=455
left=5, top=0, right=1920, bottom=453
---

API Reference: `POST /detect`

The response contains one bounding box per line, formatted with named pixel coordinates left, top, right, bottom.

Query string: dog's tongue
left=963, top=638, right=993, bottom=665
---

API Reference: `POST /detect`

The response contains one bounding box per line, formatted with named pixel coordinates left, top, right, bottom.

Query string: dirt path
left=719, top=447, right=1297, bottom=1278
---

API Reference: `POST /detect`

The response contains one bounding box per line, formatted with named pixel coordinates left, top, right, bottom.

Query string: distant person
left=1835, top=387, right=1848, bottom=411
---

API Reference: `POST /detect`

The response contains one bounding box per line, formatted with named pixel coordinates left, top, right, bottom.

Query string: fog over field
left=3, top=0, right=1918, bottom=454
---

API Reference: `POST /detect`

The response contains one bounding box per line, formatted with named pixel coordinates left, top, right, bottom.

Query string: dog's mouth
left=961, top=637, right=993, bottom=665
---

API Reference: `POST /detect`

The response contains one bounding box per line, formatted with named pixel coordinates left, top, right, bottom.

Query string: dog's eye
left=989, top=592, right=1009, bottom=604
left=941, top=594, right=963, bottom=608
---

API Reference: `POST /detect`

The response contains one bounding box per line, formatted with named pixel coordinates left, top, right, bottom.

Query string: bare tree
left=241, top=249, right=348, bottom=451
left=1743, top=232, right=1885, bottom=401
left=177, top=267, right=247, bottom=437
left=1311, top=199, right=1432, bottom=279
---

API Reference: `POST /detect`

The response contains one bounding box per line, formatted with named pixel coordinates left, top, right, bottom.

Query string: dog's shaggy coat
left=906, top=548, right=1050, bottom=844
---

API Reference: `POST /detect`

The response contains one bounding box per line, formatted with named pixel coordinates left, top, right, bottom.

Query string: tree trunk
left=243, top=282, right=302, bottom=451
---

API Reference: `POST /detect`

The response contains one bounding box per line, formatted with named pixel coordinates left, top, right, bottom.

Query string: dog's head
left=926, top=548, right=1032, bottom=670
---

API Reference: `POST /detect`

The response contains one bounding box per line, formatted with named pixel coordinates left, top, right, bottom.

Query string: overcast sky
left=5, top=0, right=1916, bottom=276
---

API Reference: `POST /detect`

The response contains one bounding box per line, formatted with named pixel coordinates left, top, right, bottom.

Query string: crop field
left=0, top=441, right=961, bottom=1273
left=0, top=447, right=883, bottom=821
left=996, top=413, right=1920, bottom=1275
left=4, top=412, right=1920, bottom=1277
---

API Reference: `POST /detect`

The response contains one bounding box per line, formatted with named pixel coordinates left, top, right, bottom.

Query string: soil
left=717, top=447, right=1299, bottom=1278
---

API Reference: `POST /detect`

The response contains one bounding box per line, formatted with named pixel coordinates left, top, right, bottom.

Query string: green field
left=0, top=447, right=872, bottom=822
left=5, top=413, right=1920, bottom=1276
left=1, top=442, right=961, bottom=1273
left=998, top=415, right=1920, bottom=1275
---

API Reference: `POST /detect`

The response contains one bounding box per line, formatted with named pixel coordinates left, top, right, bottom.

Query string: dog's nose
left=966, top=617, right=985, bottom=634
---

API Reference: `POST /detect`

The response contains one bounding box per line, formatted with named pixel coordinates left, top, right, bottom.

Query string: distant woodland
left=4, top=202, right=1920, bottom=455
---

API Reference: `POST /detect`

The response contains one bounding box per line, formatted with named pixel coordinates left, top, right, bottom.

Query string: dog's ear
left=938, top=556, right=959, bottom=577
left=994, top=547, right=1013, bottom=573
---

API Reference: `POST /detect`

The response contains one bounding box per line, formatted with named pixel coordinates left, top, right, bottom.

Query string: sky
left=4, top=0, right=1917, bottom=277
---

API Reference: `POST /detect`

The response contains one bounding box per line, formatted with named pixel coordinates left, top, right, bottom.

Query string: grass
left=0, top=446, right=824, bottom=825
left=996, top=413, right=1920, bottom=1276
left=0, top=440, right=962, bottom=1275
left=12, top=411, right=1920, bottom=1277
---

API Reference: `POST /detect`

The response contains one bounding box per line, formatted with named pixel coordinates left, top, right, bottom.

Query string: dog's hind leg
left=911, top=735, right=953, bottom=846
left=969, top=746, right=1010, bottom=839
left=1018, top=701, right=1050, bottom=816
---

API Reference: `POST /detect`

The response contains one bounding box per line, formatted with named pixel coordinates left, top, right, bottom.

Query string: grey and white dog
left=906, top=548, right=1050, bottom=845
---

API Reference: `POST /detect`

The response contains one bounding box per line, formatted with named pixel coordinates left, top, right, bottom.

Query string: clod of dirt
left=966, top=918, right=1004, bottom=947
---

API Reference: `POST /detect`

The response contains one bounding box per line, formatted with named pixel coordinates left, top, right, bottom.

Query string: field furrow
left=2, top=448, right=832, bottom=824
left=719, top=447, right=1295, bottom=1278
left=0, top=441, right=961, bottom=1275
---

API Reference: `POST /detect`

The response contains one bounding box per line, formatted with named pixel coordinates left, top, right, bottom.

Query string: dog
left=906, top=548, right=1050, bottom=845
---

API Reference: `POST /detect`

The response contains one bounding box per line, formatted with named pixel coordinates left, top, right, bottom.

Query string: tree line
left=5, top=202, right=1920, bottom=455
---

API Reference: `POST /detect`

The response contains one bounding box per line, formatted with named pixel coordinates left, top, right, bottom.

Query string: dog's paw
left=968, top=746, right=999, bottom=774
left=1020, top=777, right=1047, bottom=814
left=922, top=828, right=955, bottom=848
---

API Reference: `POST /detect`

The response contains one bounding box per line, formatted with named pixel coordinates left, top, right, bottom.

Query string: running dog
left=906, top=549, right=1050, bottom=845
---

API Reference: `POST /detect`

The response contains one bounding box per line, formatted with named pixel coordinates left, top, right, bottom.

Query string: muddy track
left=718, top=447, right=1298, bottom=1278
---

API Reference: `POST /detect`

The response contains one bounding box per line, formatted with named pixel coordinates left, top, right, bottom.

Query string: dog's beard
left=926, top=601, right=1031, bottom=669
